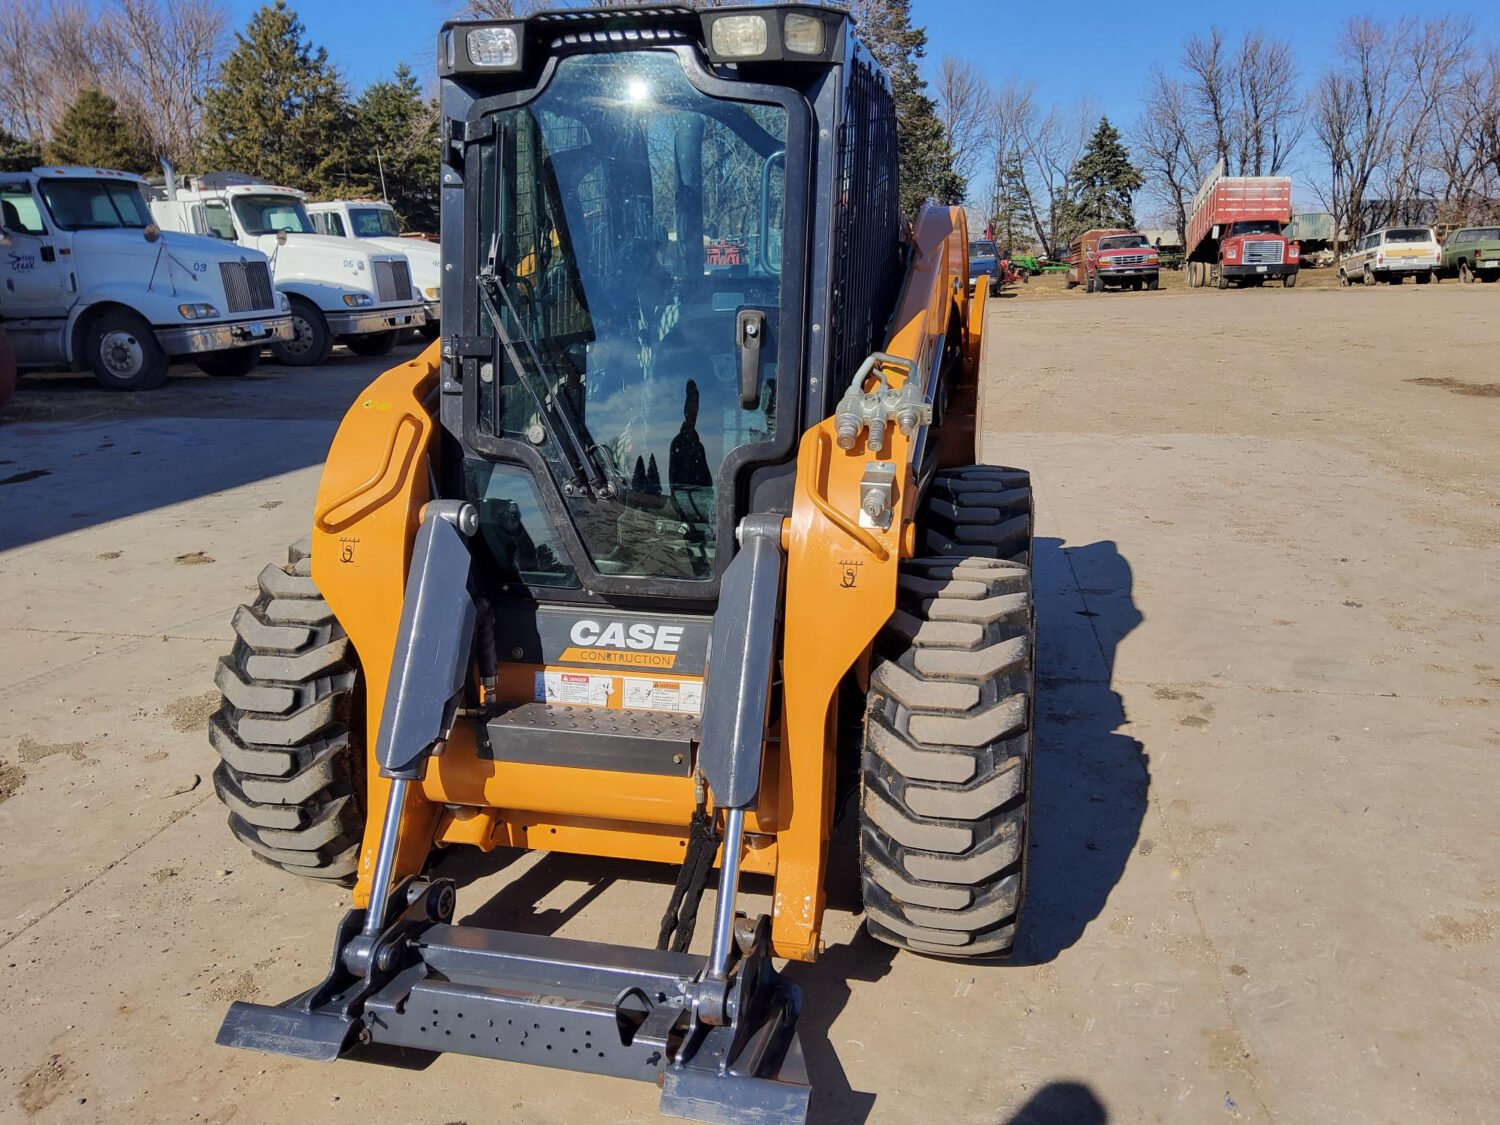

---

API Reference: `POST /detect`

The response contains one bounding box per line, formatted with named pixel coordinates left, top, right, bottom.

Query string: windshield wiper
left=476, top=266, right=616, bottom=500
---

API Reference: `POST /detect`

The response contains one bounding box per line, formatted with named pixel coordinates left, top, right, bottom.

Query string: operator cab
left=437, top=5, right=901, bottom=602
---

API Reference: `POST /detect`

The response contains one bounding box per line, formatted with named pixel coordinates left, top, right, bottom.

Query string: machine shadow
left=1001, top=1080, right=1109, bottom=1124
left=0, top=348, right=418, bottom=552
left=1015, top=536, right=1148, bottom=964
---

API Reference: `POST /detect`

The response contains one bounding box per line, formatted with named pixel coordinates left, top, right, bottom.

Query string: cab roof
left=27, top=166, right=148, bottom=183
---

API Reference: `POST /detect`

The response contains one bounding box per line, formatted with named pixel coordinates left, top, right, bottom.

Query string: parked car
left=968, top=239, right=1000, bottom=294
left=1338, top=226, right=1442, bottom=286
left=0, top=166, right=292, bottom=390
left=1066, top=229, right=1160, bottom=292
left=1440, top=225, right=1500, bottom=283
left=306, top=200, right=441, bottom=336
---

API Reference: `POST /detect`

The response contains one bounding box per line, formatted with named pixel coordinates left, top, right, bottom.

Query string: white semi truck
left=148, top=172, right=424, bottom=366
left=0, top=166, right=293, bottom=391
left=305, top=199, right=441, bottom=338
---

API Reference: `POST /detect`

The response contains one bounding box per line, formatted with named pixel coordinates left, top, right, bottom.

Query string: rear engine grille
left=374, top=259, right=413, bottom=304
left=1244, top=240, right=1284, bottom=265
left=219, top=260, right=275, bottom=312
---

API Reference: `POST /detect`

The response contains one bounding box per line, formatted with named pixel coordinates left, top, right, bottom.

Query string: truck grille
left=1108, top=253, right=1149, bottom=266
left=219, top=260, right=275, bottom=312
left=1244, top=240, right=1284, bottom=265
left=374, top=259, right=413, bottom=304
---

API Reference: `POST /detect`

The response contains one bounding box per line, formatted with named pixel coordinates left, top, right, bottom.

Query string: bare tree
left=1233, top=33, right=1303, bottom=175
left=934, top=56, right=991, bottom=183
left=1433, top=47, right=1500, bottom=221
left=1311, top=18, right=1410, bottom=253
left=1183, top=29, right=1233, bottom=172
left=110, top=0, right=227, bottom=165
left=1378, top=16, right=1473, bottom=224
left=1135, top=69, right=1207, bottom=247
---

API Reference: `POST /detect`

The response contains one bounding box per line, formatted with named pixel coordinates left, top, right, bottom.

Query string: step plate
left=483, top=701, right=696, bottom=776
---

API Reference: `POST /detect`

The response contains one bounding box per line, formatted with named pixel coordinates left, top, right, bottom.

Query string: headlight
left=423, top=286, right=440, bottom=300
left=1225, top=246, right=1239, bottom=258
left=178, top=303, right=219, bottom=319
left=467, top=26, right=518, bottom=67
left=343, top=294, right=373, bottom=307
left=710, top=14, right=768, bottom=57
left=784, top=12, right=826, bottom=54
left=278, top=293, right=290, bottom=312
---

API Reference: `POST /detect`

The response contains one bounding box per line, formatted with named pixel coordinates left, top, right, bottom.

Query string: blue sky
left=224, top=0, right=1500, bottom=201
left=226, top=0, right=1500, bottom=105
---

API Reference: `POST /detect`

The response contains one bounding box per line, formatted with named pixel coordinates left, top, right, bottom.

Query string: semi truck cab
left=0, top=166, right=292, bottom=390
left=306, top=200, right=441, bottom=336
left=148, top=173, right=424, bottom=365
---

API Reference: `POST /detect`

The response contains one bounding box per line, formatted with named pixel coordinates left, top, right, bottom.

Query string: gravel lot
left=1, top=285, right=1497, bottom=1123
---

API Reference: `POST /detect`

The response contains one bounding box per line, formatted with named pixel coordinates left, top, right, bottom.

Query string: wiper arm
left=476, top=268, right=615, bottom=500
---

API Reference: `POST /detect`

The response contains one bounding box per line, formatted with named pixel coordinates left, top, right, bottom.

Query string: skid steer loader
left=210, top=6, right=1034, bottom=1121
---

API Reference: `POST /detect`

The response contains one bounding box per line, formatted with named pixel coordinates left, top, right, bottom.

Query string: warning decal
left=535, top=671, right=612, bottom=708
left=621, top=677, right=703, bottom=716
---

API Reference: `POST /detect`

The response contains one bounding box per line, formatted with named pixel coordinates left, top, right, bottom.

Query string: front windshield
left=1098, top=235, right=1148, bottom=250
left=476, top=50, right=788, bottom=582
left=1228, top=221, right=1282, bottom=237
left=349, top=206, right=402, bottom=238
left=969, top=241, right=997, bottom=257
left=1386, top=228, right=1432, bottom=243
left=232, top=194, right=316, bottom=235
left=37, top=180, right=151, bottom=231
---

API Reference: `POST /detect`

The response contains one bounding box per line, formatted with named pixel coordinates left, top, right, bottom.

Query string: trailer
left=1185, top=160, right=1299, bottom=289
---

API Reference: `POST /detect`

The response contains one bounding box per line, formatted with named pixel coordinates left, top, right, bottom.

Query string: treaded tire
left=209, top=539, right=364, bottom=882
left=860, top=465, right=1035, bottom=958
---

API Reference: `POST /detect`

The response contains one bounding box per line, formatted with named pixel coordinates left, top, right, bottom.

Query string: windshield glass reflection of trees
left=478, top=51, right=786, bottom=582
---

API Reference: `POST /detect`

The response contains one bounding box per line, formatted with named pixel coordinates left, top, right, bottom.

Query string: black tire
left=1415, top=271, right=1432, bottom=285
left=1363, top=266, right=1376, bottom=287
left=209, top=539, right=364, bottom=883
left=345, top=330, right=399, bottom=358
left=1146, top=276, right=1160, bottom=291
left=82, top=309, right=169, bottom=391
left=418, top=320, right=441, bottom=341
left=860, top=466, right=1034, bottom=958
left=1459, top=261, right=1473, bottom=284
left=1283, top=271, right=1298, bottom=288
left=198, top=347, right=261, bottom=378
left=1216, top=268, right=1229, bottom=290
left=270, top=297, right=333, bottom=367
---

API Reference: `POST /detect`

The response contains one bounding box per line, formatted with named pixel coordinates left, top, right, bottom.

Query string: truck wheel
left=209, top=539, right=365, bottom=883
left=861, top=466, right=1034, bottom=958
left=1363, top=266, right=1376, bottom=287
left=345, top=330, right=399, bottom=358
left=1459, top=261, right=1473, bottom=284
left=1146, top=276, right=1160, bottom=291
left=270, top=298, right=333, bottom=367
left=1216, top=268, right=1229, bottom=290
left=82, top=309, right=169, bottom=391
left=1283, top=271, right=1298, bottom=288
left=1415, top=271, right=1432, bottom=285
left=418, top=320, right=441, bottom=341
left=197, top=347, right=261, bottom=378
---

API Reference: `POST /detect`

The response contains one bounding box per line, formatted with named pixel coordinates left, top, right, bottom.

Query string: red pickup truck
left=1065, top=228, right=1161, bottom=292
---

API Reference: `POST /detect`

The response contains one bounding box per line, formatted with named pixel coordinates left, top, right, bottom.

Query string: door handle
left=735, top=308, right=766, bottom=409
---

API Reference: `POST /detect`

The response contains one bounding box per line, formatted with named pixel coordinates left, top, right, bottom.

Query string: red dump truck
left=1185, top=160, right=1300, bottom=289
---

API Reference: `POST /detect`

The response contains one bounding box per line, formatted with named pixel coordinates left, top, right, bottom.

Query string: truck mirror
left=276, top=230, right=289, bottom=245
left=143, top=223, right=162, bottom=243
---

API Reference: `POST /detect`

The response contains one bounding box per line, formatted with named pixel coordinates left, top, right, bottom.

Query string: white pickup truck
left=305, top=200, right=441, bottom=338
left=0, top=167, right=292, bottom=391
left=148, top=172, right=423, bottom=366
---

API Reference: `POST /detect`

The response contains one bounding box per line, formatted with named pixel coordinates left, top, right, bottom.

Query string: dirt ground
left=1, top=283, right=1497, bottom=1124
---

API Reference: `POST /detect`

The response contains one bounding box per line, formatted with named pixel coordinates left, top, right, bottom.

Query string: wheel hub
left=102, top=330, right=144, bottom=377
left=283, top=316, right=315, bottom=355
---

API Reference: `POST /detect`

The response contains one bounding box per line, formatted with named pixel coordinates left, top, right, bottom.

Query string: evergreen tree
left=1055, top=117, right=1143, bottom=245
left=0, top=127, right=41, bottom=173
left=350, top=65, right=441, bottom=230
left=850, top=0, right=964, bottom=216
left=199, top=1, right=353, bottom=192
left=44, top=90, right=154, bottom=173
